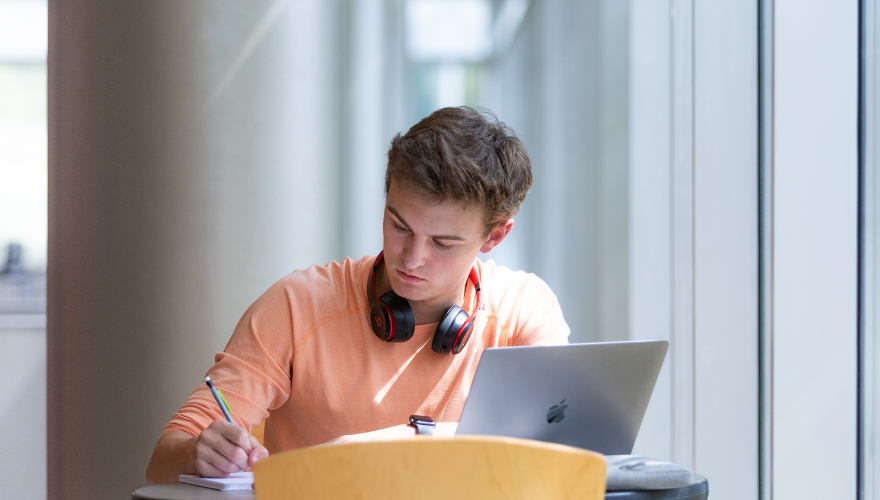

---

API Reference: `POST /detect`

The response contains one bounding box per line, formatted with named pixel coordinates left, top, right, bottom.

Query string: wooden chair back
left=253, top=435, right=606, bottom=499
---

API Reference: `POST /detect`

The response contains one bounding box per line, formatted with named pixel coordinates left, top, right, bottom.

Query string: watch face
left=409, top=414, right=434, bottom=425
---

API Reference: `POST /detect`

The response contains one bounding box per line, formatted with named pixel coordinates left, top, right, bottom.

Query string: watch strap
left=413, top=421, right=435, bottom=435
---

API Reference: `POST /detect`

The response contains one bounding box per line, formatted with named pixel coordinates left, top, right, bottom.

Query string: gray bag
left=606, top=455, right=697, bottom=491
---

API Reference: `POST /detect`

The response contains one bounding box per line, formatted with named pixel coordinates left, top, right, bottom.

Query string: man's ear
left=480, top=219, right=514, bottom=253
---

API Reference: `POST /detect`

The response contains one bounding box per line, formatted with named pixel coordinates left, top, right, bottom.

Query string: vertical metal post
left=860, top=0, right=872, bottom=498
left=758, top=0, right=774, bottom=499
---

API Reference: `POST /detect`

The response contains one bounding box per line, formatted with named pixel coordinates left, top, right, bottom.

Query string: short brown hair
left=385, top=107, right=533, bottom=235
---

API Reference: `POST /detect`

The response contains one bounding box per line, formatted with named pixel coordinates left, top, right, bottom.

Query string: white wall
left=693, top=2, right=759, bottom=496
left=629, top=2, right=759, bottom=499
left=771, top=1, right=859, bottom=499
left=628, top=0, right=672, bottom=462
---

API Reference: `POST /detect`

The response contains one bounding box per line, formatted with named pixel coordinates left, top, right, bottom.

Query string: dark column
left=47, top=1, right=344, bottom=497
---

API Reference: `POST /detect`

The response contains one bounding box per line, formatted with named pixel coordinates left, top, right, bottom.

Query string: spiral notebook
left=179, top=471, right=254, bottom=491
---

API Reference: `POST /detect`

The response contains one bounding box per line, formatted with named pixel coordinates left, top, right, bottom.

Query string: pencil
left=205, top=376, right=235, bottom=425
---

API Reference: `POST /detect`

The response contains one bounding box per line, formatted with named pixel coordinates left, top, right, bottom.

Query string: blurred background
left=0, top=0, right=868, bottom=499
left=2, top=0, right=634, bottom=496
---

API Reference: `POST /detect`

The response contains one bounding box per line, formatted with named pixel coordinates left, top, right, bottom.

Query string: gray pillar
left=491, top=0, right=628, bottom=344
left=518, top=0, right=604, bottom=343
left=48, top=1, right=344, bottom=498
left=343, top=0, right=387, bottom=259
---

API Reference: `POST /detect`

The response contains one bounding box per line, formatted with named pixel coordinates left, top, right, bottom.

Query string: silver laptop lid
left=455, top=340, right=668, bottom=455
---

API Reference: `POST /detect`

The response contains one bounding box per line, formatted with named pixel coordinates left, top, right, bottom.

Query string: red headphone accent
left=370, top=256, right=397, bottom=341
left=367, top=251, right=481, bottom=354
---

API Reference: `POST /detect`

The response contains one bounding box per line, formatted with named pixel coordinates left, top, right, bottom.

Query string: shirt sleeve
left=508, top=274, right=571, bottom=347
left=163, top=280, right=295, bottom=436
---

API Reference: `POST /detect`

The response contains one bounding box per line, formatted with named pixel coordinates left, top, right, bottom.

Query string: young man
left=146, top=106, right=570, bottom=484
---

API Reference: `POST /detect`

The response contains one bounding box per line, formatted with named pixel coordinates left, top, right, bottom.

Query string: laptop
left=455, top=340, right=668, bottom=455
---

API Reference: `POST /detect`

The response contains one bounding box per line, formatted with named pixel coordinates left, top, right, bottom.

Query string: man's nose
left=402, top=238, right=428, bottom=270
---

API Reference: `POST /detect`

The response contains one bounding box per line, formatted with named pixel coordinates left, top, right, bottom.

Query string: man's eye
left=434, top=240, right=451, bottom=250
left=392, top=222, right=409, bottom=233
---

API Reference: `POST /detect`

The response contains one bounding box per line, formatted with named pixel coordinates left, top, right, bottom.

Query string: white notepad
left=179, top=471, right=254, bottom=491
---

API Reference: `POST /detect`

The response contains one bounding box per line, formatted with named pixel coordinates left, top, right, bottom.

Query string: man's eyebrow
left=387, top=206, right=411, bottom=228
left=386, top=205, right=466, bottom=241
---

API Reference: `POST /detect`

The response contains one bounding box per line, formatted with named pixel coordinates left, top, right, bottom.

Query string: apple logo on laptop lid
left=546, top=399, right=568, bottom=423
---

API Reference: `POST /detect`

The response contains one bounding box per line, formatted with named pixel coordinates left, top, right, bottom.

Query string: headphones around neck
left=367, top=251, right=481, bottom=355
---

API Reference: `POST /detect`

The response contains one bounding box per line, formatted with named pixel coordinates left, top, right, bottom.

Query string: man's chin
left=389, top=280, right=429, bottom=302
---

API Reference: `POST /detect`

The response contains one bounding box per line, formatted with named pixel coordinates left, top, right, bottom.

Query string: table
left=132, top=475, right=707, bottom=500
left=132, top=483, right=255, bottom=499
left=606, top=475, right=708, bottom=500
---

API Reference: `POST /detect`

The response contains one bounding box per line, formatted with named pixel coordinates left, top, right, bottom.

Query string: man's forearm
left=146, top=430, right=199, bottom=485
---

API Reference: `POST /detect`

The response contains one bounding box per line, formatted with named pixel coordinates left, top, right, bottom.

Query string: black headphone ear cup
left=452, top=320, right=474, bottom=354
left=432, top=305, right=468, bottom=354
left=370, top=304, right=392, bottom=341
left=380, top=291, right=415, bottom=342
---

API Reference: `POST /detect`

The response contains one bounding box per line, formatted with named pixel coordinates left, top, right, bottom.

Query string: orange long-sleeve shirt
left=164, top=255, right=569, bottom=452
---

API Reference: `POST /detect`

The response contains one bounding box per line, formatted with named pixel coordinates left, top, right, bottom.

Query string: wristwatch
left=409, top=414, right=436, bottom=436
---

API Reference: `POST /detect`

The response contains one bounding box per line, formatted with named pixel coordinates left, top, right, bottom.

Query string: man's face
left=382, top=180, right=489, bottom=307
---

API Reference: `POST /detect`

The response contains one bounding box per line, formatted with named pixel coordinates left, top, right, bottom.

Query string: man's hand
left=146, top=421, right=269, bottom=484
left=321, top=422, right=459, bottom=446
left=194, top=420, right=269, bottom=477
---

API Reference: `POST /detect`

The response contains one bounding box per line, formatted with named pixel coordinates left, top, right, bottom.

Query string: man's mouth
left=396, top=269, right=425, bottom=283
